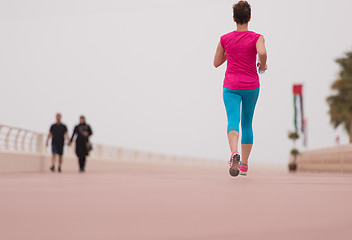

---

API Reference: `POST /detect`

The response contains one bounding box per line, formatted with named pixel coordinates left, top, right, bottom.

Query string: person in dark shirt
left=69, top=115, right=93, bottom=172
left=46, top=113, right=69, bottom=173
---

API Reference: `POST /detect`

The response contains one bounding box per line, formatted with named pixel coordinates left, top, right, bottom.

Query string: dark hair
left=233, top=1, right=251, bottom=25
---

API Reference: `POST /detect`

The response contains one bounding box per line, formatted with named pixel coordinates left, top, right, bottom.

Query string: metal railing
left=0, top=124, right=216, bottom=164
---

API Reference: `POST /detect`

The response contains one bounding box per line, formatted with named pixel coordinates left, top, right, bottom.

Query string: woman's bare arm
left=256, top=36, right=267, bottom=71
left=214, top=42, right=227, bottom=68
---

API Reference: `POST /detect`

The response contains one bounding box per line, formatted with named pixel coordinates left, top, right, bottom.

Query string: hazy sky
left=1, top=0, right=352, bottom=165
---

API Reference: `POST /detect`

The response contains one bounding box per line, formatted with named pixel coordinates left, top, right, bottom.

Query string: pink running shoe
left=228, top=151, right=240, bottom=177
left=238, top=162, right=248, bottom=176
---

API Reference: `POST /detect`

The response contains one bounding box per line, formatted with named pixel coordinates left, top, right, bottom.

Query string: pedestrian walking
left=45, top=113, right=69, bottom=173
left=69, top=116, right=93, bottom=172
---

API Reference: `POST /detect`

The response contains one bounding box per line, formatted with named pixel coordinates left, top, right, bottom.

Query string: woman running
left=214, top=1, right=267, bottom=177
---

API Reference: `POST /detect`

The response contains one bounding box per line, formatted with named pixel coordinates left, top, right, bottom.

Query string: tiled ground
left=0, top=167, right=351, bottom=240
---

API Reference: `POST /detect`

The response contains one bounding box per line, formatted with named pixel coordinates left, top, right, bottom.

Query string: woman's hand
left=257, top=62, right=267, bottom=71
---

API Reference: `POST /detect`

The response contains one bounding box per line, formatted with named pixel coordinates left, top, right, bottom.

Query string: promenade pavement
left=0, top=164, right=351, bottom=240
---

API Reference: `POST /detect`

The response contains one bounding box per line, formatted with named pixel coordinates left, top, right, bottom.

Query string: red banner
left=293, top=84, right=302, bottom=95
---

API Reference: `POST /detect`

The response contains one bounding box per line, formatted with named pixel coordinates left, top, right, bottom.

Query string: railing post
left=29, top=133, right=35, bottom=153
left=35, top=134, right=44, bottom=154
left=117, top=148, right=122, bottom=161
left=5, top=127, right=12, bottom=151
left=21, top=131, right=28, bottom=152
left=0, top=125, right=2, bottom=151
left=14, top=129, right=21, bottom=152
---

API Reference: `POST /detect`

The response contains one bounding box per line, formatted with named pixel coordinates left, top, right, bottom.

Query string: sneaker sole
left=239, top=171, right=247, bottom=176
left=229, top=154, right=240, bottom=177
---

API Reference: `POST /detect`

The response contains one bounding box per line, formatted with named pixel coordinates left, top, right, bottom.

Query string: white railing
left=0, top=124, right=44, bottom=154
left=0, top=124, right=217, bottom=165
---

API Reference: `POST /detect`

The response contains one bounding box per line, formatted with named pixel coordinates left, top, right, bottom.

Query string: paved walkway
left=0, top=166, right=351, bottom=240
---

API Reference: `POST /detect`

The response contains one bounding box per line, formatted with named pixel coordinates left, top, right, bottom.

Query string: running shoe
left=228, top=151, right=240, bottom=177
left=238, top=162, right=248, bottom=176
left=58, top=166, right=61, bottom=173
left=50, top=165, right=55, bottom=172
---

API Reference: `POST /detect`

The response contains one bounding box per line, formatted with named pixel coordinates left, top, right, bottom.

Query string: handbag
left=86, top=141, right=93, bottom=152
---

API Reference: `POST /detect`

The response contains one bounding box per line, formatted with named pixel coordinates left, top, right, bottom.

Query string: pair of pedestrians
left=45, top=113, right=93, bottom=173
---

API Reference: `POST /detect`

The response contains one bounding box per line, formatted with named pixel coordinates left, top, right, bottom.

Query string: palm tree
left=327, top=51, right=352, bottom=143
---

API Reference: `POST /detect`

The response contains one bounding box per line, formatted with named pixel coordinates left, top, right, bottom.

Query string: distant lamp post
left=289, top=84, right=306, bottom=171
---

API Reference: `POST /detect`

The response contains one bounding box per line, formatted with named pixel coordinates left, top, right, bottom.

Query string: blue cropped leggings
left=223, top=87, right=259, bottom=144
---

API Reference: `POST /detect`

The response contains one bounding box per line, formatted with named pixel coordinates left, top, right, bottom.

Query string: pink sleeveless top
left=220, top=31, right=262, bottom=90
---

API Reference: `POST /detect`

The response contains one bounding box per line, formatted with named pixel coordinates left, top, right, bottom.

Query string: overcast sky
left=1, top=0, right=352, bottom=166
